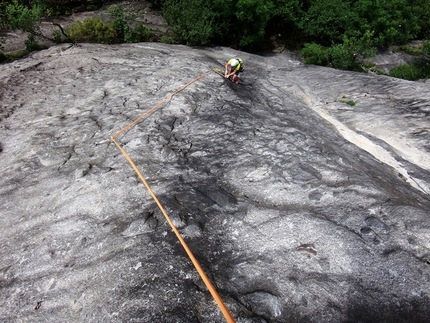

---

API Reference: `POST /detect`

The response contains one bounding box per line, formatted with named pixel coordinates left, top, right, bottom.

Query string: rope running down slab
left=112, top=70, right=214, bottom=140
left=110, top=70, right=236, bottom=323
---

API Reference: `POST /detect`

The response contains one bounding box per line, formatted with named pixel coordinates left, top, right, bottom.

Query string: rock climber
left=225, top=58, right=244, bottom=84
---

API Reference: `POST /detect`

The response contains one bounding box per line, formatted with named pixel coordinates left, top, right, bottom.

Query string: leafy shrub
left=352, top=0, right=421, bottom=47
left=24, top=33, right=42, bottom=51
left=301, top=0, right=352, bottom=46
left=389, top=61, right=430, bottom=80
left=162, top=0, right=230, bottom=46
left=328, top=43, right=359, bottom=70
left=126, top=24, right=153, bottom=43
left=394, top=45, right=424, bottom=56
left=234, top=0, right=273, bottom=48
left=108, top=4, right=129, bottom=41
left=6, top=0, right=43, bottom=33
left=423, top=40, right=430, bottom=57
left=161, top=35, right=174, bottom=44
left=389, top=64, right=423, bottom=80
left=67, top=17, right=115, bottom=44
left=331, top=31, right=376, bottom=70
left=158, top=0, right=430, bottom=52
left=52, top=29, right=63, bottom=43
left=300, top=43, right=329, bottom=66
left=301, top=31, right=376, bottom=71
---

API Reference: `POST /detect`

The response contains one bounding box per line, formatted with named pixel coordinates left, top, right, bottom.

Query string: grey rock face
left=1, top=43, right=429, bottom=323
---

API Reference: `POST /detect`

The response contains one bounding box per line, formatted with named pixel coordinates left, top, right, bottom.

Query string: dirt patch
left=0, top=1, right=168, bottom=53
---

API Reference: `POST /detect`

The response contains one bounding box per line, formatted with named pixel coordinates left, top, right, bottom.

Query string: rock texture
left=1, top=43, right=430, bottom=323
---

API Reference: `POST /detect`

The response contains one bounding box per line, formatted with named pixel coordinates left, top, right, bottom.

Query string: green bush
left=127, top=24, right=153, bottom=43
left=301, top=0, right=352, bottom=46
left=3, top=0, right=430, bottom=75
left=300, top=43, right=329, bottom=66
left=424, top=40, right=430, bottom=57
left=162, top=0, right=230, bottom=46
left=389, top=60, right=430, bottom=80
left=67, top=17, right=115, bottom=44
left=6, top=0, right=43, bottom=33
left=301, top=31, right=376, bottom=71
left=352, top=0, right=421, bottom=47
left=5, top=0, right=45, bottom=49
left=161, top=35, right=174, bottom=44
left=24, top=33, right=43, bottom=51
left=108, top=4, right=129, bottom=41
left=158, top=0, right=430, bottom=52
left=389, top=40, right=430, bottom=81
left=52, top=29, right=63, bottom=43
left=394, top=45, right=424, bottom=56
left=328, top=43, right=358, bottom=70
left=66, top=9, right=153, bottom=45
left=234, top=0, right=273, bottom=48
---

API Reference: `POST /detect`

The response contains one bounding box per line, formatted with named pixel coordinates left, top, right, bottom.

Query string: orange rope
left=110, top=137, right=235, bottom=323
left=110, top=71, right=235, bottom=323
left=112, top=71, right=214, bottom=139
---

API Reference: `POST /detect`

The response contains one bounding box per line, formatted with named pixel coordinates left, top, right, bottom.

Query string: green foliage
left=301, top=0, right=352, bottom=46
left=0, top=49, right=29, bottom=64
left=423, top=40, right=430, bottom=57
left=106, top=5, right=152, bottom=43
left=67, top=17, right=115, bottom=44
left=331, top=31, right=376, bottom=70
left=127, top=24, right=153, bottom=43
left=3, top=0, right=430, bottom=75
left=338, top=96, right=356, bottom=106
left=389, top=40, right=430, bottom=80
left=0, top=11, right=4, bottom=31
left=234, top=0, right=273, bottom=48
left=6, top=0, right=43, bottom=33
left=162, top=0, right=231, bottom=46
left=3, top=49, right=29, bottom=61
left=297, top=0, right=426, bottom=48
left=301, top=31, right=376, bottom=71
left=108, top=4, right=129, bottom=41
left=272, top=0, right=301, bottom=24
left=389, top=63, right=426, bottom=80
left=352, top=0, right=421, bottom=47
left=159, top=0, right=430, bottom=52
left=300, top=43, right=329, bottom=66
left=24, top=33, right=42, bottom=51
left=161, top=35, right=174, bottom=44
left=328, top=43, right=358, bottom=70
left=52, top=29, right=63, bottom=43
left=394, top=45, right=424, bottom=56
left=66, top=6, right=153, bottom=45
left=5, top=0, right=46, bottom=50
left=160, top=0, right=301, bottom=49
